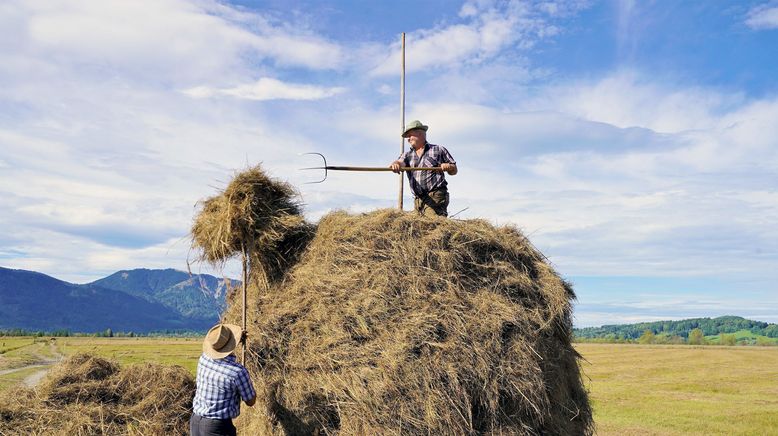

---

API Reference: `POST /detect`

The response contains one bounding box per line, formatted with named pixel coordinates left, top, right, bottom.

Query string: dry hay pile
left=192, top=167, right=592, bottom=435
left=191, top=165, right=313, bottom=283
left=0, top=354, right=194, bottom=435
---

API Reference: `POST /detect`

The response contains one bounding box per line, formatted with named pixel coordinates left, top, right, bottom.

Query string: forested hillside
left=575, top=316, right=778, bottom=340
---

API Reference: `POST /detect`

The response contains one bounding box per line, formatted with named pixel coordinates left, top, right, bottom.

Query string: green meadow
left=55, top=336, right=203, bottom=374
left=578, top=343, right=778, bottom=435
left=1, top=338, right=776, bottom=435
left=706, top=329, right=778, bottom=346
left=0, top=337, right=58, bottom=371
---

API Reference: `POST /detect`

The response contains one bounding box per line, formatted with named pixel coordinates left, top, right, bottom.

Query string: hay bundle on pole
left=191, top=165, right=312, bottom=285
left=190, top=166, right=592, bottom=435
left=191, top=165, right=314, bottom=361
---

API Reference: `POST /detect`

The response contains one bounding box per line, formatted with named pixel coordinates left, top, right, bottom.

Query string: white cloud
left=616, top=0, right=637, bottom=58
left=370, top=0, right=586, bottom=76
left=745, top=3, right=778, bottom=30
left=376, top=84, right=393, bottom=95
left=251, top=31, right=343, bottom=70
left=183, top=78, right=345, bottom=101
left=459, top=2, right=479, bottom=18
left=2, top=0, right=343, bottom=84
left=574, top=292, right=778, bottom=327
left=531, top=71, right=744, bottom=133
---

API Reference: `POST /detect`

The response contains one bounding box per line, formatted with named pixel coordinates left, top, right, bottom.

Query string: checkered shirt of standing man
left=191, top=323, right=256, bottom=436
left=390, top=120, right=458, bottom=217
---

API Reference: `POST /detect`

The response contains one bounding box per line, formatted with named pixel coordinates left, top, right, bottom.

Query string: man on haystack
left=390, top=119, right=458, bottom=217
left=191, top=323, right=256, bottom=436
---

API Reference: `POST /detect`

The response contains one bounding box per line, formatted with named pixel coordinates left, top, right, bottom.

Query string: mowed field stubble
left=1, top=338, right=776, bottom=435
left=578, top=343, right=778, bottom=435
left=55, top=336, right=203, bottom=374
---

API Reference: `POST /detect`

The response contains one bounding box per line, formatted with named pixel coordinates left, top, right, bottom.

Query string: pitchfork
left=300, top=152, right=441, bottom=184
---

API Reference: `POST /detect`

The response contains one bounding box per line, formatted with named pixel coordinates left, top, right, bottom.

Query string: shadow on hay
left=192, top=166, right=593, bottom=435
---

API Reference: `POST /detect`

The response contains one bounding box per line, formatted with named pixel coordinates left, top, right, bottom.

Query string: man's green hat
left=402, top=120, right=429, bottom=137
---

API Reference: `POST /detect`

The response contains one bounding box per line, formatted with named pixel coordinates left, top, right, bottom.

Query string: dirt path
left=23, top=367, right=50, bottom=387
left=0, top=364, right=49, bottom=377
left=0, top=342, right=64, bottom=387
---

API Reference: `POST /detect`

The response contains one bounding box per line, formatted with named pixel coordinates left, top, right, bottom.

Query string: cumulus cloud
left=183, top=78, right=345, bottom=101
left=370, top=0, right=588, bottom=75
left=525, top=71, right=744, bottom=133
left=1, top=0, right=343, bottom=85
left=745, top=2, right=778, bottom=30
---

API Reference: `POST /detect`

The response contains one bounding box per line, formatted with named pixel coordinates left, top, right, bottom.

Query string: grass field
left=1, top=338, right=776, bottom=434
left=0, top=337, right=57, bottom=370
left=0, top=365, right=47, bottom=391
left=578, top=343, right=778, bottom=435
left=55, top=336, right=202, bottom=374
left=0, top=337, right=37, bottom=354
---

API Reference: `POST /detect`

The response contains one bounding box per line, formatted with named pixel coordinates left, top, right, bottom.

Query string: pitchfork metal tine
left=299, top=152, right=328, bottom=184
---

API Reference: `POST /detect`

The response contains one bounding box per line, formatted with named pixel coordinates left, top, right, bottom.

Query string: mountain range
left=6, top=267, right=776, bottom=340
left=0, top=267, right=236, bottom=333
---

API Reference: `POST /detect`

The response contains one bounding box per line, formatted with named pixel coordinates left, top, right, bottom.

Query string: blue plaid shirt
left=193, top=354, right=256, bottom=420
left=397, top=142, right=456, bottom=197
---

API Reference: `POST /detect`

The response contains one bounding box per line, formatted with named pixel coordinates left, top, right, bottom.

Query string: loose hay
left=0, top=354, right=194, bottom=436
left=191, top=164, right=313, bottom=283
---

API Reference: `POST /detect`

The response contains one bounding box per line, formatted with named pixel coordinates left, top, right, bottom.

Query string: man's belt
left=193, top=414, right=232, bottom=423
left=415, top=186, right=447, bottom=198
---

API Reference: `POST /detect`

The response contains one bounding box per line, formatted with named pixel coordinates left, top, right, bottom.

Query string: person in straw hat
left=390, top=120, right=458, bottom=217
left=191, top=323, right=256, bottom=436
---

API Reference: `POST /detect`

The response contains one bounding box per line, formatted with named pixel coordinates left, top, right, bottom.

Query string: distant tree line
left=574, top=316, right=778, bottom=346
left=0, top=328, right=206, bottom=337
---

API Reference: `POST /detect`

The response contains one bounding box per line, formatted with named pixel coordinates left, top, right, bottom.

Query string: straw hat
left=402, top=120, right=429, bottom=137
left=203, top=323, right=242, bottom=359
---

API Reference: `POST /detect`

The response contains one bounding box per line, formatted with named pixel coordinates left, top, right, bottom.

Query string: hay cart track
left=0, top=341, right=63, bottom=388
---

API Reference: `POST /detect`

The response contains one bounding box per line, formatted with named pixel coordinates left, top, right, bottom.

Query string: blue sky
left=1, top=0, right=777, bottom=327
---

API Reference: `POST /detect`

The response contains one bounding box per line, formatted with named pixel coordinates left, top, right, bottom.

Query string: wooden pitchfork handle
left=300, top=152, right=442, bottom=183
left=305, top=166, right=441, bottom=171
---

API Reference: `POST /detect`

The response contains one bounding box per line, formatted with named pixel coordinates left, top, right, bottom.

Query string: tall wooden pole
left=398, top=32, right=406, bottom=210
left=241, top=244, right=247, bottom=364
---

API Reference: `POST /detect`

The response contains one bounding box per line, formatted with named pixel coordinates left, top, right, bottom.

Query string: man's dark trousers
left=190, top=414, right=236, bottom=436
left=414, top=187, right=449, bottom=217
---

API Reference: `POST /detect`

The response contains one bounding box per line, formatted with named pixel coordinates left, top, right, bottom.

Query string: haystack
left=0, top=354, right=194, bottom=435
left=193, top=166, right=592, bottom=435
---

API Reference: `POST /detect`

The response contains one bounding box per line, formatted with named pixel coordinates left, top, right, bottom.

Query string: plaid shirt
left=397, top=142, right=456, bottom=197
left=192, top=354, right=256, bottom=420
